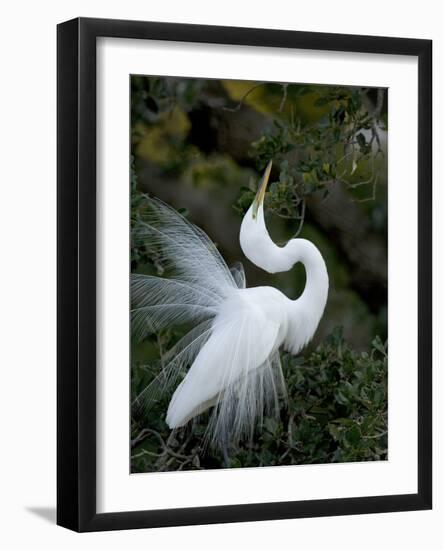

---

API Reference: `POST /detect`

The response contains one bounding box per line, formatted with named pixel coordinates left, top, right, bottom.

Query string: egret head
left=239, top=160, right=292, bottom=273
left=251, top=160, right=272, bottom=220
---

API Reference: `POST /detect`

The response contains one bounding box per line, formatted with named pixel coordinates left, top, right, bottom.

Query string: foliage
left=131, top=78, right=386, bottom=214
left=131, top=328, right=387, bottom=472
left=234, top=85, right=386, bottom=221
left=130, top=76, right=388, bottom=473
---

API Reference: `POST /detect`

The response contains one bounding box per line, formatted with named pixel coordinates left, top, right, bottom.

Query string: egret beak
left=252, top=160, right=272, bottom=220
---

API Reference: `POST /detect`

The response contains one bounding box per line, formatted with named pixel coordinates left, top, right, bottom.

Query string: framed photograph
left=57, top=17, right=432, bottom=532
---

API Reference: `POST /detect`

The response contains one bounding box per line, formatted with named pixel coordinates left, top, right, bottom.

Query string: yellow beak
left=252, top=160, right=272, bottom=220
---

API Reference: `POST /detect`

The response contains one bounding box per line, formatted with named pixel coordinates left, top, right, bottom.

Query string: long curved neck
left=281, top=239, right=329, bottom=354
left=240, top=203, right=328, bottom=353
left=284, top=239, right=328, bottom=312
left=239, top=204, right=328, bottom=313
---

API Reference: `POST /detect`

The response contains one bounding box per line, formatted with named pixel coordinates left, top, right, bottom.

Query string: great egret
left=131, top=160, right=328, bottom=448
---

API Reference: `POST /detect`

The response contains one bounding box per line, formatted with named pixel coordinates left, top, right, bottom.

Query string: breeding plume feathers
left=131, top=198, right=286, bottom=448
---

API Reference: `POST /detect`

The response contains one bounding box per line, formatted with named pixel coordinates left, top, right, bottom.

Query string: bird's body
left=131, top=161, right=328, bottom=447
left=167, top=285, right=285, bottom=429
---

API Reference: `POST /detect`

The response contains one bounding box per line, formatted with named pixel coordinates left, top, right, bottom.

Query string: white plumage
left=131, top=161, right=329, bottom=447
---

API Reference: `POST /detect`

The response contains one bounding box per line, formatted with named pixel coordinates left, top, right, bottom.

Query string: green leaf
left=335, top=390, right=349, bottom=405
left=345, top=425, right=361, bottom=446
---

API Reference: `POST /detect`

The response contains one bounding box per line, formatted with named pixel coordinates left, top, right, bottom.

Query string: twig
left=369, top=88, right=384, bottom=154
left=355, top=173, right=379, bottom=203
left=293, top=200, right=306, bottom=238
left=131, top=427, right=166, bottom=449
left=279, top=83, right=289, bottom=112
left=223, top=83, right=267, bottom=112
left=363, top=429, right=388, bottom=440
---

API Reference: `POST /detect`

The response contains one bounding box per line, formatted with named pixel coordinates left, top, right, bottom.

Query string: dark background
left=130, top=76, right=388, bottom=472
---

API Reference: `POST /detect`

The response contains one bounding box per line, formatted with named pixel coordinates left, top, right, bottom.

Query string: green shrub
left=131, top=328, right=387, bottom=472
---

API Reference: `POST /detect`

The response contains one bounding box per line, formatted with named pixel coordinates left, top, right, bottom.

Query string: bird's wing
left=131, top=274, right=220, bottom=340
left=229, top=261, right=246, bottom=289
left=131, top=198, right=247, bottom=422
left=166, top=298, right=285, bottom=445
left=132, top=198, right=239, bottom=299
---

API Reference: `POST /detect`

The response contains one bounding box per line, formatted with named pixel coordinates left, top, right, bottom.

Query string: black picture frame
left=57, top=17, right=432, bottom=532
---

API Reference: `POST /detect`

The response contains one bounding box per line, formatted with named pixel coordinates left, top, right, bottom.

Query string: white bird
left=131, top=161, right=328, bottom=448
